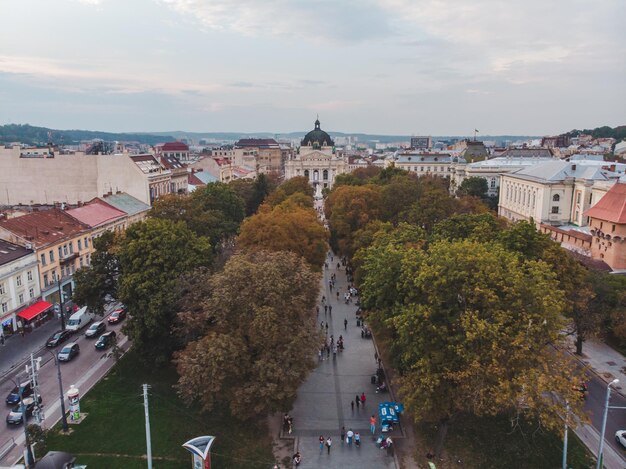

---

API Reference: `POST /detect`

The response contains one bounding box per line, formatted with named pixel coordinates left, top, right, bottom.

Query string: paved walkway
left=289, top=255, right=398, bottom=469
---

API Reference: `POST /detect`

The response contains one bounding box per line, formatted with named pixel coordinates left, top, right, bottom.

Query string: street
left=0, top=303, right=129, bottom=467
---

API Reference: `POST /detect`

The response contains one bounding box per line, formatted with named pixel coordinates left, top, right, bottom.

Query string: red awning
left=17, top=301, right=53, bottom=321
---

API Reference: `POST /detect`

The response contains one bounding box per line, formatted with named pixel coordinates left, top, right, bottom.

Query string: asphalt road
left=0, top=307, right=129, bottom=466
left=585, top=372, right=626, bottom=463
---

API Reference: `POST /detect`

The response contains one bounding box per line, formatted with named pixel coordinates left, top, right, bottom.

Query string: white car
left=615, top=430, right=626, bottom=448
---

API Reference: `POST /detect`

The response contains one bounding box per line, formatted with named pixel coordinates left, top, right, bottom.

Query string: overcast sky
left=0, top=0, right=624, bottom=136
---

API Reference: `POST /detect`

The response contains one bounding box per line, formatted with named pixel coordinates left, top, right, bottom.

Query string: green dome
left=302, top=118, right=334, bottom=148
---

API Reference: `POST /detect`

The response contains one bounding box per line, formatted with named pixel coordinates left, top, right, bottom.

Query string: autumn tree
left=174, top=251, right=320, bottom=419
left=431, top=212, right=504, bottom=243
left=324, top=184, right=382, bottom=253
left=237, top=197, right=328, bottom=268
left=72, top=230, right=120, bottom=316
left=118, top=218, right=212, bottom=365
left=266, top=176, right=314, bottom=206
left=390, top=240, right=584, bottom=455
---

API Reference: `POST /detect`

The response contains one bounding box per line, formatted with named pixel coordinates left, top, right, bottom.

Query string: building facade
left=0, top=240, right=40, bottom=335
left=585, top=183, right=626, bottom=271
left=394, top=153, right=463, bottom=178
left=284, top=119, right=347, bottom=195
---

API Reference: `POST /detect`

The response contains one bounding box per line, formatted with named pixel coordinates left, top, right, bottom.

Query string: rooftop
left=130, top=154, right=163, bottom=174
left=160, top=142, right=189, bottom=152
left=507, top=160, right=615, bottom=183
left=159, top=154, right=185, bottom=170
left=101, top=193, right=150, bottom=216
left=235, top=138, right=280, bottom=148
left=65, top=199, right=127, bottom=228
left=0, top=209, right=87, bottom=248
left=585, top=183, right=626, bottom=224
left=0, top=239, right=33, bottom=266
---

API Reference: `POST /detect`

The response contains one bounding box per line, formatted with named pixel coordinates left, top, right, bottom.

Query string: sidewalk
left=287, top=255, right=398, bottom=469
left=568, top=337, right=626, bottom=396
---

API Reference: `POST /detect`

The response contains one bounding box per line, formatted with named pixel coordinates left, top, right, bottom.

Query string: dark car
left=46, top=330, right=71, bottom=348
left=5, top=382, right=33, bottom=406
left=108, top=307, right=126, bottom=324
left=57, top=343, right=80, bottom=362
left=85, top=321, right=106, bottom=338
left=6, top=396, right=42, bottom=425
left=95, top=331, right=117, bottom=350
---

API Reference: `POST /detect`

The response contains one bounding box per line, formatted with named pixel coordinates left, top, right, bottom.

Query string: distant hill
left=0, top=124, right=175, bottom=146
left=563, top=125, right=626, bottom=141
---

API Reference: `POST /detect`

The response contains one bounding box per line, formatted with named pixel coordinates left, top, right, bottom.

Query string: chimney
left=571, top=164, right=576, bottom=171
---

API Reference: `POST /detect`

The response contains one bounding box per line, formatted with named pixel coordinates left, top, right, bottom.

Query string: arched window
left=304, top=169, right=310, bottom=179
left=323, top=169, right=328, bottom=180
left=553, top=194, right=560, bottom=202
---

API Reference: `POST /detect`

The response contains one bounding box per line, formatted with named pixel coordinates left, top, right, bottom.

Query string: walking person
left=316, top=306, right=319, bottom=316
left=292, top=452, right=302, bottom=467
left=325, top=322, right=329, bottom=332
left=319, top=435, right=325, bottom=452
left=344, top=318, right=348, bottom=330
left=329, top=305, right=332, bottom=315
left=351, top=400, right=354, bottom=412
left=341, top=426, right=346, bottom=444
left=355, top=394, right=360, bottom=409
left=347, top=428, right=354, bottom=445
left=360, top=392, right=366, bottom=406
left=326, top=436, right=332, bottom=454
left=370, top=415, right=377, bottom=434
left=318, top=348, right=323, bottom=361
left=355, top=432, right=361, bottom=447
left=324, top=305, right=328, bottom=315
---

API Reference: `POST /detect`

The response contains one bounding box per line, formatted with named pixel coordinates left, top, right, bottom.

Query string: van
left=66, top=306, right=95, bottom=333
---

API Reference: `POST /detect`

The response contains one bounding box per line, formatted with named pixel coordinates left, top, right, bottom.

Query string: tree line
left=324, top=166, right=626, bottom=456
left=73, top=174, right=328, bottom=419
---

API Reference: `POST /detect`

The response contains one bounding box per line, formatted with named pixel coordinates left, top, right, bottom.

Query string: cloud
left=157, top=0, right=393, bottom=43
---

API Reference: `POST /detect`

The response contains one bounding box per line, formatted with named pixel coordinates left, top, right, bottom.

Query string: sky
left=0, top=0, right=624, bottom=136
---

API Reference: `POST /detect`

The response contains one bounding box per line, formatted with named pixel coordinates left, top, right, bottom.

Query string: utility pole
left=50, top=351, right=68, bottom=432
left=27, top=354, right=43, bottom=425
left=562, top=401, right=569, bottom=469
left=143, top=384, right=153, bottom=469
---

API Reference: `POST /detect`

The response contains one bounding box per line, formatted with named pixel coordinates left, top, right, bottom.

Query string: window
left=84, top=237, right=89, bottom=248
left=77, top=239, right=82, bottom=251
left=490, top=178, right=496, bottom=189
left=16, top=275, right=22, bottom=287
left=69, top=242, right=74, bottom=254
left=58, top=247, right=63, bottom=259
left=613, top=225, right=616, bottom=232
left=420, top=166, right=424, bottom=172
left=27, top=271, right=33, bottom=281
left=29, top=288, right=34, bottom=299
left=576, top=193, right=581, bottom=204
left=1, top=303, right=7, bottom=313
left=18, top=294, right=24, bottom=304
left=80, top=257, right=83, bottom=267
left=43, top=274, right=49, bottom=287
left=552, top=194, right=560, bottom=202
left=49, top=250, right=55, bottom=262
left=63, top=245, right=68, bottom=256
left=551, top=206, right=559, bottom=214
left=0, top=283, right=4, bottom=295
left=51, top=271, right=57, bottom=282
left=40, top=254, right=46, bottom=265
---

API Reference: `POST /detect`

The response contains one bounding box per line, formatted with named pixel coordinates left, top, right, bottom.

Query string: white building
left=498, top=160, right=624, bottom=228
left=394, top=152, right=464, bottom=178
left=0, top=240, right=41, bottom=335
left=284, top=118, right=347, bottom=195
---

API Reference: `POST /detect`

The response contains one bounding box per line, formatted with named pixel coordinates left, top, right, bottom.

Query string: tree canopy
left=174, top=251, right=320, bottom=419
left=118, top=218, right=212, bottom=365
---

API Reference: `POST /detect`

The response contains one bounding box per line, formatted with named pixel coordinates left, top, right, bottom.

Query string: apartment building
left=235, top=138, right=283, bottom=174
left=394, top=152, right=464, bottom=178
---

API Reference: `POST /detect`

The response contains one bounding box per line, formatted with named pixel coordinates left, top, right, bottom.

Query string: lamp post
left=56, top=278, right=66, bottom=331
left=597, top=379, right=620, bottom=469
left=48, top=351, right=68, bottom=432
left=562, top=401, right=569, bottom=469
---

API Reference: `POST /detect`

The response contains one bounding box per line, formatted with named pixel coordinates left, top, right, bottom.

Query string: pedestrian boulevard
left=289, top=254, right=398, bottom=469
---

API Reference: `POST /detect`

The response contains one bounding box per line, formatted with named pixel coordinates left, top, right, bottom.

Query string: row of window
left=1, top=287, right=36, bottom=314
left=40, top=237, right=90, bottom=265
left=0, top=270, right=35, bottom=296
left=405, top=166, right=453, bottom=173
left=42, top=255, right=89, bottom=288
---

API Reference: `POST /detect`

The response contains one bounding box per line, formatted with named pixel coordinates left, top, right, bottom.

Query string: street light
left=597, top=378, right=620, bottom=469
left=48, top=350, right=69, bottom=433
left=56, top=278, right=66, bottom=331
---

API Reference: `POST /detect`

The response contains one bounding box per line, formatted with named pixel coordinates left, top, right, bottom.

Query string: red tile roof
left=161, top=142, right=189, bottom=151
left=585, top=183, right=626, bottom=224
left=188, top=173, right=205, bottom=186
left=0, top=209, right=87, bottom=248
left=65, top=199, right=127, bottom=228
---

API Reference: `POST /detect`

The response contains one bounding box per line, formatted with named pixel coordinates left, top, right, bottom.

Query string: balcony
left=59, top=253, right=79, bottom=265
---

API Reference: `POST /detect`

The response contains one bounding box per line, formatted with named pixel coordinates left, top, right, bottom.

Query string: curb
left=564, top=345, right=626, bottom=400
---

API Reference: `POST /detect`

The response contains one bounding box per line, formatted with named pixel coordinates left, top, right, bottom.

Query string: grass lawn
left=45, top=350, right=275, bottom=468
left=418, top=413, right=594, bottom=469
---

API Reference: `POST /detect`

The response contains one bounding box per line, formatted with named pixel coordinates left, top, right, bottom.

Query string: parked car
left=58, top=343, right=80, bottom=362
left=46, top=330, right=71, bottom=348
left=5, top=382, right=33, bottom=406
left=616, top=430, right=626, bottom=449
left=108, top=307, right=126, bottom=324
left=95, top=331, right=117, bottom=350
left=6, top=396, right=42, bottom=425
left=85, top=321, right=106, bottom=338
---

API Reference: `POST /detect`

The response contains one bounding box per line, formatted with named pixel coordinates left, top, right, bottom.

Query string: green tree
left=456, top=176, right=489, bottom=198
left=118, top=218, right=212, bottom=365
left=390, top=240, right=584, bottom=455
left=174, top=251, right=320, bottom=419
left=266, top=176, right=314, bottom=206
left=72, top=231, right=119, bottom=316
left=432, top=212, right=504, bottom=242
